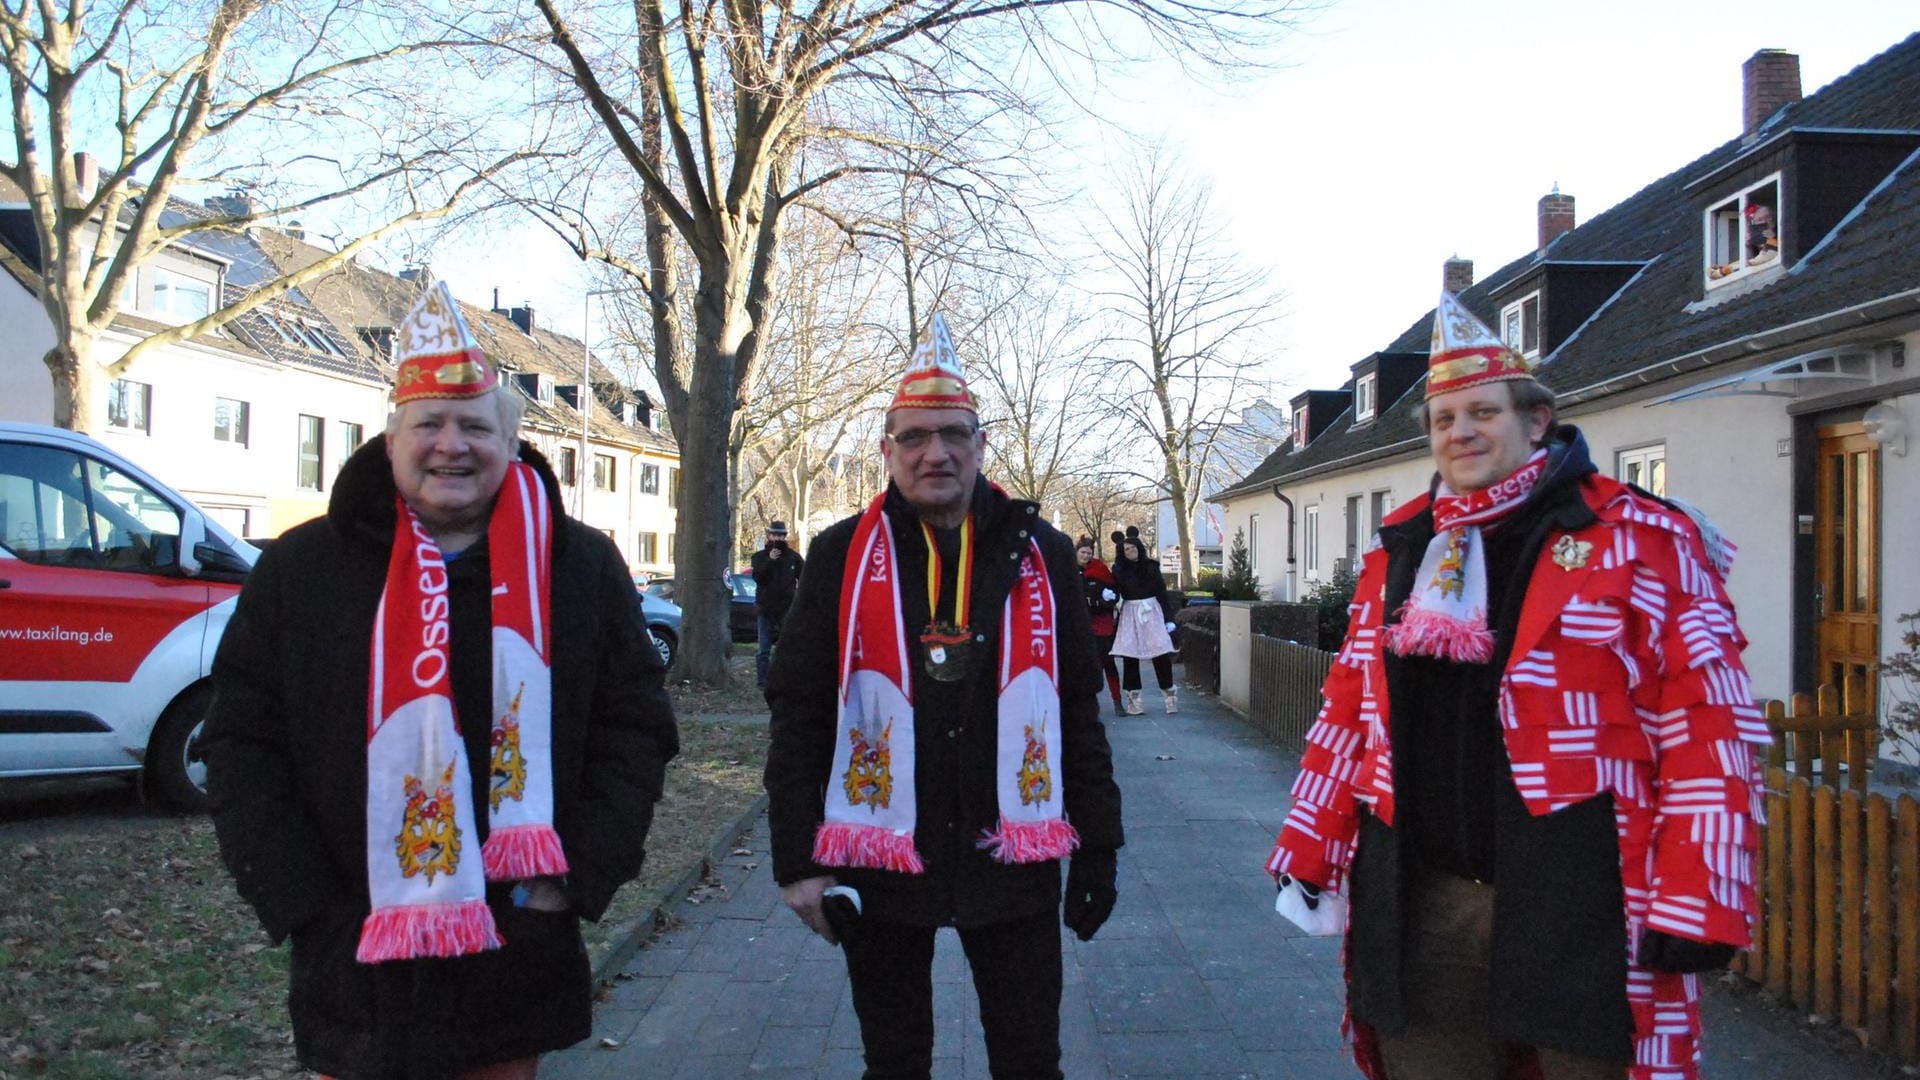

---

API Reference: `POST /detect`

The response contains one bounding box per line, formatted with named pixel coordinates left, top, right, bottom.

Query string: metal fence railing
left=1248, top=635, right=1334, bottom=750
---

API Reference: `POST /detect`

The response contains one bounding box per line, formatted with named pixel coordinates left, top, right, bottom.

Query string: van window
left=0, top=442, right=182, bottom=571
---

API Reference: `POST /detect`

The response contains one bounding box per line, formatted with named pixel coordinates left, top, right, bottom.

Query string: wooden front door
left=1813, top=423, right=1879, bottom=699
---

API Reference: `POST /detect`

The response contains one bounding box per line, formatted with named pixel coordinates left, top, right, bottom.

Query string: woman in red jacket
left=1076, top=536, right=1124, bottom=716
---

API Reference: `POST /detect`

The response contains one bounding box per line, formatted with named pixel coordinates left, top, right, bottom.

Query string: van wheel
left=145, top=683, right=214, bottom=813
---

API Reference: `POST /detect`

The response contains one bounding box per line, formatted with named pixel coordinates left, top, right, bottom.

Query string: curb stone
left=590, top=790, right=771, bottom=983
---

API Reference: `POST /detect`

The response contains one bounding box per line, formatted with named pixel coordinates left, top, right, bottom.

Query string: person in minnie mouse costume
left=1266, top=286, right=1768, bottom=1080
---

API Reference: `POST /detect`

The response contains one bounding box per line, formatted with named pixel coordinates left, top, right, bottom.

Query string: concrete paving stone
left=1099, top=1028, right=1255, bottom=1076
left=1079, top=904, right=1175, bottom=942
left=1083, top=963, right=1231, bottom=1034
left=1207, top=977, right=1348, bottom=1052
left=1059, top=1054, right=1115, bottom=1079
left=1244, top=1047, right=1356, bottom=1079
left=587, top=983, right=667, bottom=1039
left=751, top=1023, right=831, bottom=1068
left=1074, top=929, right=1190, bottom=968
left=622, top=940, right=692, bottom=977
left=733, top=923, right=815, bottom=982
left=767, top=962, right=851, bottom=1026
left=668, top=1053, right=755, bottom=1079
left=680, top=914, right=764, bottom=972
left=692, top=980, right=782, bottom=1045
left=1176, top=926, right=1319, bottom=980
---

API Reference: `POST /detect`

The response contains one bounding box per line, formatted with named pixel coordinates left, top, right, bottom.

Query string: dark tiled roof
left=1217, top=32, right=1920, bottom=499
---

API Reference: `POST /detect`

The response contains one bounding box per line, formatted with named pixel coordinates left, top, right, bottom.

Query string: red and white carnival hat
left=393, top=282, right=498, bottom=405
left=1425, top=288, right=1534, bottom=399
left=888, top=313, right=976, bottom=414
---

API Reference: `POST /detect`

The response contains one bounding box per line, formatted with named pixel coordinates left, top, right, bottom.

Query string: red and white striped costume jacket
left=1265, top=474, right=1771, bottom=1080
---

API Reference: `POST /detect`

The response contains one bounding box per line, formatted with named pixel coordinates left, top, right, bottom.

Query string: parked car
left=633, top=578, right=683, bottom=668
left=645, top=571, right=758, bottom=643
left=0, top=422, right=258, bottom=810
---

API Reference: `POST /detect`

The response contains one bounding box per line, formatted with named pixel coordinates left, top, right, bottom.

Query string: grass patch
left=0, top=712, right=767, bottom=1079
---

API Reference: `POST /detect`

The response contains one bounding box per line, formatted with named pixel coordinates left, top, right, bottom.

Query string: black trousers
left=1120, top=654, right=1173, bottom=691
left=840, top=908, right=1064, bottom=1080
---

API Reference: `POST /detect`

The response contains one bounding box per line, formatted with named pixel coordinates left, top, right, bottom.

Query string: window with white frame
left=558, top=446, right=578, bottom=486
left=637, top=532, right=659, bottom=563
left=212, top=398, right=249, bottom=447
left=296, top=414, right=324, bottom=491
left=667, top=467, right=679, bottom=508
left=1616, top=444, right=1667, bottom=497
left=1248, top=513, right=1260, bottom=576
left=150, top=267, right=213, bottom=322
left=593, top=453, right=616, bottom=492
left=108, top=379, right=151, bottom=433
left=1705, top=174, right=1782, bottom=287
left=1501, top=292, right=1541, bottom=358
left=1370, top=490, right=1391, bottom=534
left=1345, top=494, right=1364, bottom=564
left=1293, top=406, right=1308, bottom=449
left=339, top=421, right=364, bottom=463
left=1303, top=504, right=1320, bottom=575
left=1354, top=374, right=1377, bottom=423
left=640, top=463, right=661, bottom=495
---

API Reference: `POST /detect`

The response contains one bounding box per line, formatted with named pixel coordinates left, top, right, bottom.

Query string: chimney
left=284, top=219, right=305, bottom=241
left=1443, top=255, right=1474, bottom=296
left=508, top=304, right=535, bottom=335
left=1538, top=186, right=1576, bottom=251
left=399, top=266, right=433, bottom=284
left=1743, top=49, right=1801, bottom=136
left=71, top=153, right=99, bottom=203
left=205, top=189, right=256, bottom=219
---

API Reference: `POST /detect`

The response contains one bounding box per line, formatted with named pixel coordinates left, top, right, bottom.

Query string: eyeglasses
left=885, top=424, right=979, bottom=452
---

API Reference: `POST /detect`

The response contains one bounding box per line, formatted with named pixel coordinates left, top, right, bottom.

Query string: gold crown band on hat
left=889, top=313, right=977, bottom=414
left=1425, top=287, right=1535, bottom=399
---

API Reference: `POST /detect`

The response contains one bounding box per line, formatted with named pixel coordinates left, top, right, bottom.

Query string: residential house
left=0, top=181, right=390, bottom=537
left=252, top=231, right=683, bottom=576
left=1211, top=37, right=1920, bottom=721
left=1153, top=398, right=1290, bottom=584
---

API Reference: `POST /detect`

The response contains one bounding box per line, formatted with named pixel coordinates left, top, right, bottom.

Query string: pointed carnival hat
left=888, top=312, right=976, bottom=413
left=1425, top=287, right=1534, bottom=399
left=393, top=281, right=498, bottom=404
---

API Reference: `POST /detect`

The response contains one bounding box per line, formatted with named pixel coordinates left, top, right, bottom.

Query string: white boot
left=1163, top=687, right=1179, bottom=714
left=1125, top=690, right=1144, bottom=715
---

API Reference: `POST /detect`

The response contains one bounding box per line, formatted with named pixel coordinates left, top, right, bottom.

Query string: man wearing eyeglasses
left=765, top=314, right=1124, bottom=1080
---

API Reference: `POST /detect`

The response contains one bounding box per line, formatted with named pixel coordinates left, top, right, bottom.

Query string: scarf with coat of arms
left=358, top=461, right=566, bottom=963
left=1384, top=448, right=1548, bottom=664
left=812, top=493, right=1079, bottom=873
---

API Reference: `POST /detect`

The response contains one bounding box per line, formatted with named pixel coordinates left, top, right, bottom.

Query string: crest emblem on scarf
left=1433, top=531, right=1469, bottom=600
left=490, top=683, right=528, bottom=812
left=843, top=720, right=894, bottom=810
left=1551, top=533, right=1593, bottom=571
left=396, top=762, right=463, bottom=882
left=1017, top=724, right=1053, bottom=806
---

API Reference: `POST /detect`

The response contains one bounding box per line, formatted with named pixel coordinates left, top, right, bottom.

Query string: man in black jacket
left=765, top=314, right=1123, bottom=1080
left=750, top=519, right=804, bottom=688
left=203, top=284, right=679, bottom=1080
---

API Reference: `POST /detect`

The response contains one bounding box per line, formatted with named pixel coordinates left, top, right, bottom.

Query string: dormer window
left=1293, top=406, right=1308, bottom=449
left=535, top=374, right=554, bottom=404
left=1501, top=292, right=1541, bottom=359
left=149, top=267, right=214, bottom=323
left=1354, top=374, right=1376, bottom=424
left=1705, top=173, right=1781, bottom=287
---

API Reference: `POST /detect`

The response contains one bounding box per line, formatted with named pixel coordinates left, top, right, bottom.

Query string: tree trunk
left=44, top=340, right=98, bottom=432
left=672, top=275, right=751, bottom=684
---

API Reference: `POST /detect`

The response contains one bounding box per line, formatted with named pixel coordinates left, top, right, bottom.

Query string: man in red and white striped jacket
left=1266, top=291, right=1768, bottom=1080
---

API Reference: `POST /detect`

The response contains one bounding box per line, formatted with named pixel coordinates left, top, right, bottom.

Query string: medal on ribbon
left=919, top=518, right=973, bottom=682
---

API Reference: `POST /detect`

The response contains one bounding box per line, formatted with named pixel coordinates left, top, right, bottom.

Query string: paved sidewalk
left=546, top=689, right=1886, bottom=1079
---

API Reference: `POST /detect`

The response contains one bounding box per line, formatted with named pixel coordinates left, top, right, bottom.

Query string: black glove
left=1637, top=929, right=1737, bottom=973
left=1063, top=848, right=1118, bottom=942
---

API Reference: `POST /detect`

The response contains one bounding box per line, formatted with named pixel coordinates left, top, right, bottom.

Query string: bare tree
left=970, top=278, right=1101, bottom=510
left=1091, top=148, right=1280, bottom=587
left=526, top=0, right=1304, bottom=683
left=0, top=1, right=541, bottom=431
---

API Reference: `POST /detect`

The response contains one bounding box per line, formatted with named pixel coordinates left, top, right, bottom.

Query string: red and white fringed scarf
left=358, top=462, right=564, bottom=963
left=813, top=495, right=1080, bottom=874
left=1385, top=449, right=1547, bottom=664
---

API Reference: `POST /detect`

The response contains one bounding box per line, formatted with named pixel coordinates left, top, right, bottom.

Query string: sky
left=426, top=1, right=1918, bottom=405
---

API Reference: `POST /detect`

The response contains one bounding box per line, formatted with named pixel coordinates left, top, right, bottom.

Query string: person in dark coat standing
left=1076, top=535, right=1124, bottom=716
left=765, top=314, right=1123, bottom=1080
left=1266, top=290, right=1766, bottom=1080
left=202, top=283, right=680, bottom=1080
left=1108, top=526, right=1177, bottom=715
left=750, top=519, right=805, bottom=688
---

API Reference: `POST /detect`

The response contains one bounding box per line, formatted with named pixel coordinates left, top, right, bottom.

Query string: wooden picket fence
left=1247, top=635, right=1334, bottom=749
left=1733, top=676, right=1920, bottom=1065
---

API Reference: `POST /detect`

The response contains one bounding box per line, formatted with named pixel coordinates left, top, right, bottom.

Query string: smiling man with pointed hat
left=204, top=281, right=680, bottom=1080
left=765, top=313, right=1125, bottom=1078
left=1265, top=277, right=1767, bottom=1079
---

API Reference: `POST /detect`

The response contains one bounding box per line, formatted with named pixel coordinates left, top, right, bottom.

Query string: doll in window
left=1745, top=203, right=1778, bottom=265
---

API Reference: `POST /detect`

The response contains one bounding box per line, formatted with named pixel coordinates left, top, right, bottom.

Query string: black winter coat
left=750, top=544, right=804, bottom=620
left=203, top=437, right=680, bottom=1080
left=1111, top=550, right=1171, bottom=618
left=764, top=479, right=1124, bottom=927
